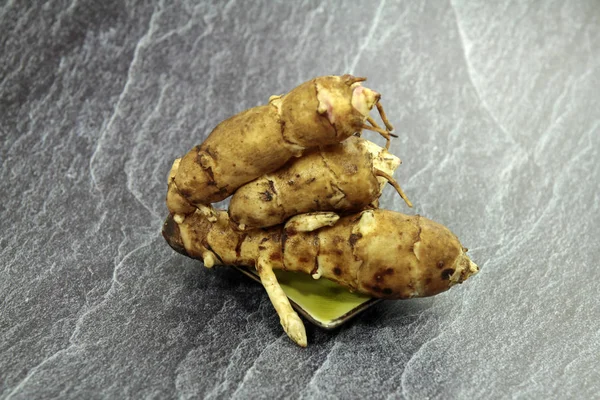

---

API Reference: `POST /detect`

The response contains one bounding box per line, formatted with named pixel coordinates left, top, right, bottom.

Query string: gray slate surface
left=1, top=1, right=599, bottom=398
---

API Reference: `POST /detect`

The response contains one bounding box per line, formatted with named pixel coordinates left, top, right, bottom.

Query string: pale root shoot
left=202, top=250, right=219, bottom=268
left=257, top=256, right=307, bottom=347
left=285, top=212, right=340, bottom=233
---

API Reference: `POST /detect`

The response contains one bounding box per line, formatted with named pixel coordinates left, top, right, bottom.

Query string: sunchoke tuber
left=162, top=209, right=479, bottom=347
left=227, top=136, right=411, bottom=229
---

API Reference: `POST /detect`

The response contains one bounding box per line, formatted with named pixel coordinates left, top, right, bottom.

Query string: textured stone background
left=1, top=0, right=599, bottom=398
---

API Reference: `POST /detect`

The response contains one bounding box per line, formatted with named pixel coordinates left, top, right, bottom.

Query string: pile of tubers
left=162, top=75, right=479, bottom=347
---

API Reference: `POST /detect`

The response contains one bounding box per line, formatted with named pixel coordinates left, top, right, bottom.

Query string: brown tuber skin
left=228, top=136, right=411, bottom=230
left=162, top=209, right=479, bottom=347
left=167, top=75, right=394, bottom=215
left=162, top=74, right=478, bottom=347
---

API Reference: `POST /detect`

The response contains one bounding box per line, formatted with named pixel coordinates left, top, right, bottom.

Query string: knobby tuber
left=227, top=136, right=411, bottom=229
left=162, top=209, right=479, bottom=347
left=166, top=75, right=396, bottom=216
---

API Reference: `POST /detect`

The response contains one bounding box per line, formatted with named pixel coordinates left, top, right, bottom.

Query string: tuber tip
left=451, top=253, right=479, bottom=285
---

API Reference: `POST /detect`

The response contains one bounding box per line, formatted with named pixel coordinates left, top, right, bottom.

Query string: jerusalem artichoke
left=226, top=136, right=411, bottom=229
left=162, top=209, right=479, bottom=347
